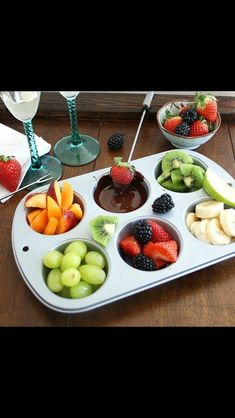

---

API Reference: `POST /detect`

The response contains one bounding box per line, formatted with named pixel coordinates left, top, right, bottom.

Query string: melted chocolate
left=94, top=174, right=148, bottom=213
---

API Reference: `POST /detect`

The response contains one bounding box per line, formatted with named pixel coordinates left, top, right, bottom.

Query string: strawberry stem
left=0, top=155, right=14, bottom=162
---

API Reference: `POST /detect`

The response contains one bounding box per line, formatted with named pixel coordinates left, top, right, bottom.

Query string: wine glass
left=0, top=91, right=63, bottom=190
left=54, top=91, right=100, bottom=166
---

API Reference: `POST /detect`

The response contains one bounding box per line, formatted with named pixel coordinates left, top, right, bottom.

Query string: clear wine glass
left=54, top=91, right=101, bottom=166
left=0, top=91, right=63, bottom=190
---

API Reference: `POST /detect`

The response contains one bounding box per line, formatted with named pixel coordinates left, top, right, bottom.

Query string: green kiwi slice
left=162, top=150, right=194, bottom=174
left=180, top=164, right=204, bottom=191
left=89, top=215, right=118, bottom=247
left=161, top=179, right=188, bottom=192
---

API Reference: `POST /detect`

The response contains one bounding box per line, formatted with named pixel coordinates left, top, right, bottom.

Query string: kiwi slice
left=180, top=164, right=204, bottom=191
left=162, top=150, right=194, bottom=174
left=157, top=171, right=171, bottom=184
left=162, top=179, right=188, bottom=192
left=171, top=168, right=184, bottom=186
left=90, top=215, right=118, bottom=247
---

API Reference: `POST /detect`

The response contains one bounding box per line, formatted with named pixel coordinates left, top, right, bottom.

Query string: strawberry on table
left=143, top=240, right=178, bottom=263
left=120, top=235, right=141, bottom=257
left=163, top=110, right=183, bottom=133
left=0, top=155, right=21, bottom=192
left=147, top=220, right=173, bottom=242
left=189, top=119, right=209, bottom=136
left=110, top=157, right=135, bottom=187
left=195, top=93, right=218, bottom=123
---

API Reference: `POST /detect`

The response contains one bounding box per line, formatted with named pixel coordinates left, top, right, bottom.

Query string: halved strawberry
left=154, top=259, right=169, bottom=269
left=163, top=110, right=183, bottom=133
left=143, top=240, right=178, bottom=263
left=147, top=220, right=173, bottom=242
left=120, top=235, right=141, bottom=257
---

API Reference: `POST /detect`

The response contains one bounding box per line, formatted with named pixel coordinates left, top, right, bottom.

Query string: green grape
left=79, top=265, right=106, bottom=285
left=85, top=251, right=105, bottom=269
left=92, top=284, right=101, bottom=292
left=43, top=250, right=63, bottom=269
left=47, top=269, right=63, bottom=293
left=70, top=280, right=93, bottom=299
left=60, top=252, right=81, bottom=272
left=58, top=286, right=71, bottom=299
left=61, top=268, right=81, bottom=287
left=64, top=241, right=88, bottom=260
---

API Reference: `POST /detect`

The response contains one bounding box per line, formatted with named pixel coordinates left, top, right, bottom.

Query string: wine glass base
left=20, top=155, right=63, bottom=190
left=54, top=134, right=101, bottom=166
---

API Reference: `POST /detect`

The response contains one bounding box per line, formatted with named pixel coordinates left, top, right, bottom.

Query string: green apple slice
left=203, top=168, right=235, bottom=207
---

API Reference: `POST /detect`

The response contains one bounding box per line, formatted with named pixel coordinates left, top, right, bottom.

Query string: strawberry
left=154, top=259, right=168, bottom=269
left=163, top=110, right=183, bottom=133
left=143, top=240, right=178, bottom=263
left=0, top=155, right=21, bottom=192
left=110, top=157, right=135, bottom=186
left=147, top=220, right=173, bottom=242
left=189, top=119, right=209, bottom=137
left=195, top=93, right=217, bottom=123
left=120, top=235, right=141, bottom=257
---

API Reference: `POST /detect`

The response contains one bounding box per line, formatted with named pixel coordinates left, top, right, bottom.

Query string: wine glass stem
left=23, top=120, right=42, bottom=169
left=67, top=97, right=82, bottom=146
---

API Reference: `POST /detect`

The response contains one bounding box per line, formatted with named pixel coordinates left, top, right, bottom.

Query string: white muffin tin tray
left=12, top=150, right=235, bottom=313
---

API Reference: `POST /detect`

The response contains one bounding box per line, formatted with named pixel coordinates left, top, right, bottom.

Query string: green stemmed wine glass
left=54, top=91, right=100, bottom=166
left=0, top=91, right=63, bottom=190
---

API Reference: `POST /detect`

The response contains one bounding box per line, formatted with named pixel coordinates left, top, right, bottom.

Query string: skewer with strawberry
left=110, top=157, right=136, bottom=192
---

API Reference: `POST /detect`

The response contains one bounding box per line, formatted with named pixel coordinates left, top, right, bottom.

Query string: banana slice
left=186, top=212, right=199, bottom=230
left=196, top=200, right=224, bottom=219
left=190, top=221, right=200, bottom=236
left=193, top=219, right=210, bottom=243
left=206, top=218, right=232, bottom=245
left=219, top=209, right=235, bottom=237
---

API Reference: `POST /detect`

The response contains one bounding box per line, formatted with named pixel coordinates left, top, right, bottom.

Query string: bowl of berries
left=157, top=93, right=221, bottom=150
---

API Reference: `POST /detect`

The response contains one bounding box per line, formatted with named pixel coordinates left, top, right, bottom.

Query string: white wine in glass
left=54, top=91, right=100, bottom=166
left=0, top=91, right=63, bottom=190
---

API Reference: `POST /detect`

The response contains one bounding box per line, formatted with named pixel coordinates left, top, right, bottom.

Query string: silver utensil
left=0, top=173, right=54, bottom=202
left=128, top=91, right=155, bottom=163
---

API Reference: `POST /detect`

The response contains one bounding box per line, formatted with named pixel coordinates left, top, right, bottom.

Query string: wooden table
left=1, top=110, right=235, bottom=327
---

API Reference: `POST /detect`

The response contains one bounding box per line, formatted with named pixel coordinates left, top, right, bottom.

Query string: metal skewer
left=0, top=173, right=54, bottom=202
left=128, top=91, right=155, bottom=163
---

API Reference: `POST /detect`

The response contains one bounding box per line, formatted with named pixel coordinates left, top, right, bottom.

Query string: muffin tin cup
left=12, top=151, right=235, bottom=313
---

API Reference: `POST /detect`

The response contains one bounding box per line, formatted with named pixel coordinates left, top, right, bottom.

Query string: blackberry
left=175, top=122, right=190, bottom=136
left=132, top=254, right=156, bottom=271
left=107, top=133, right=125, bottom=150
left=134, top=220, right=152, bottom=244
left=152, top=193, right=175, bottom=213
left=182, top=109, right=198, bottom=124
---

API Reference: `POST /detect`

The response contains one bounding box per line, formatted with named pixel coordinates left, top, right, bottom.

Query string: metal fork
left=0, top=173, right=54, bottom=202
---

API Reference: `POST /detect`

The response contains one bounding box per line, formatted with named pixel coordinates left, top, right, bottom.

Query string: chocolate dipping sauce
left=94, top=173, right=148, bottom=213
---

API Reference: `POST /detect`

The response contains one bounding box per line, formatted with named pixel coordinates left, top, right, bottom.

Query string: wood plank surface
left=0, top=107, right=235, bottom=326
left=1, top=93, right=235, bottom=117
